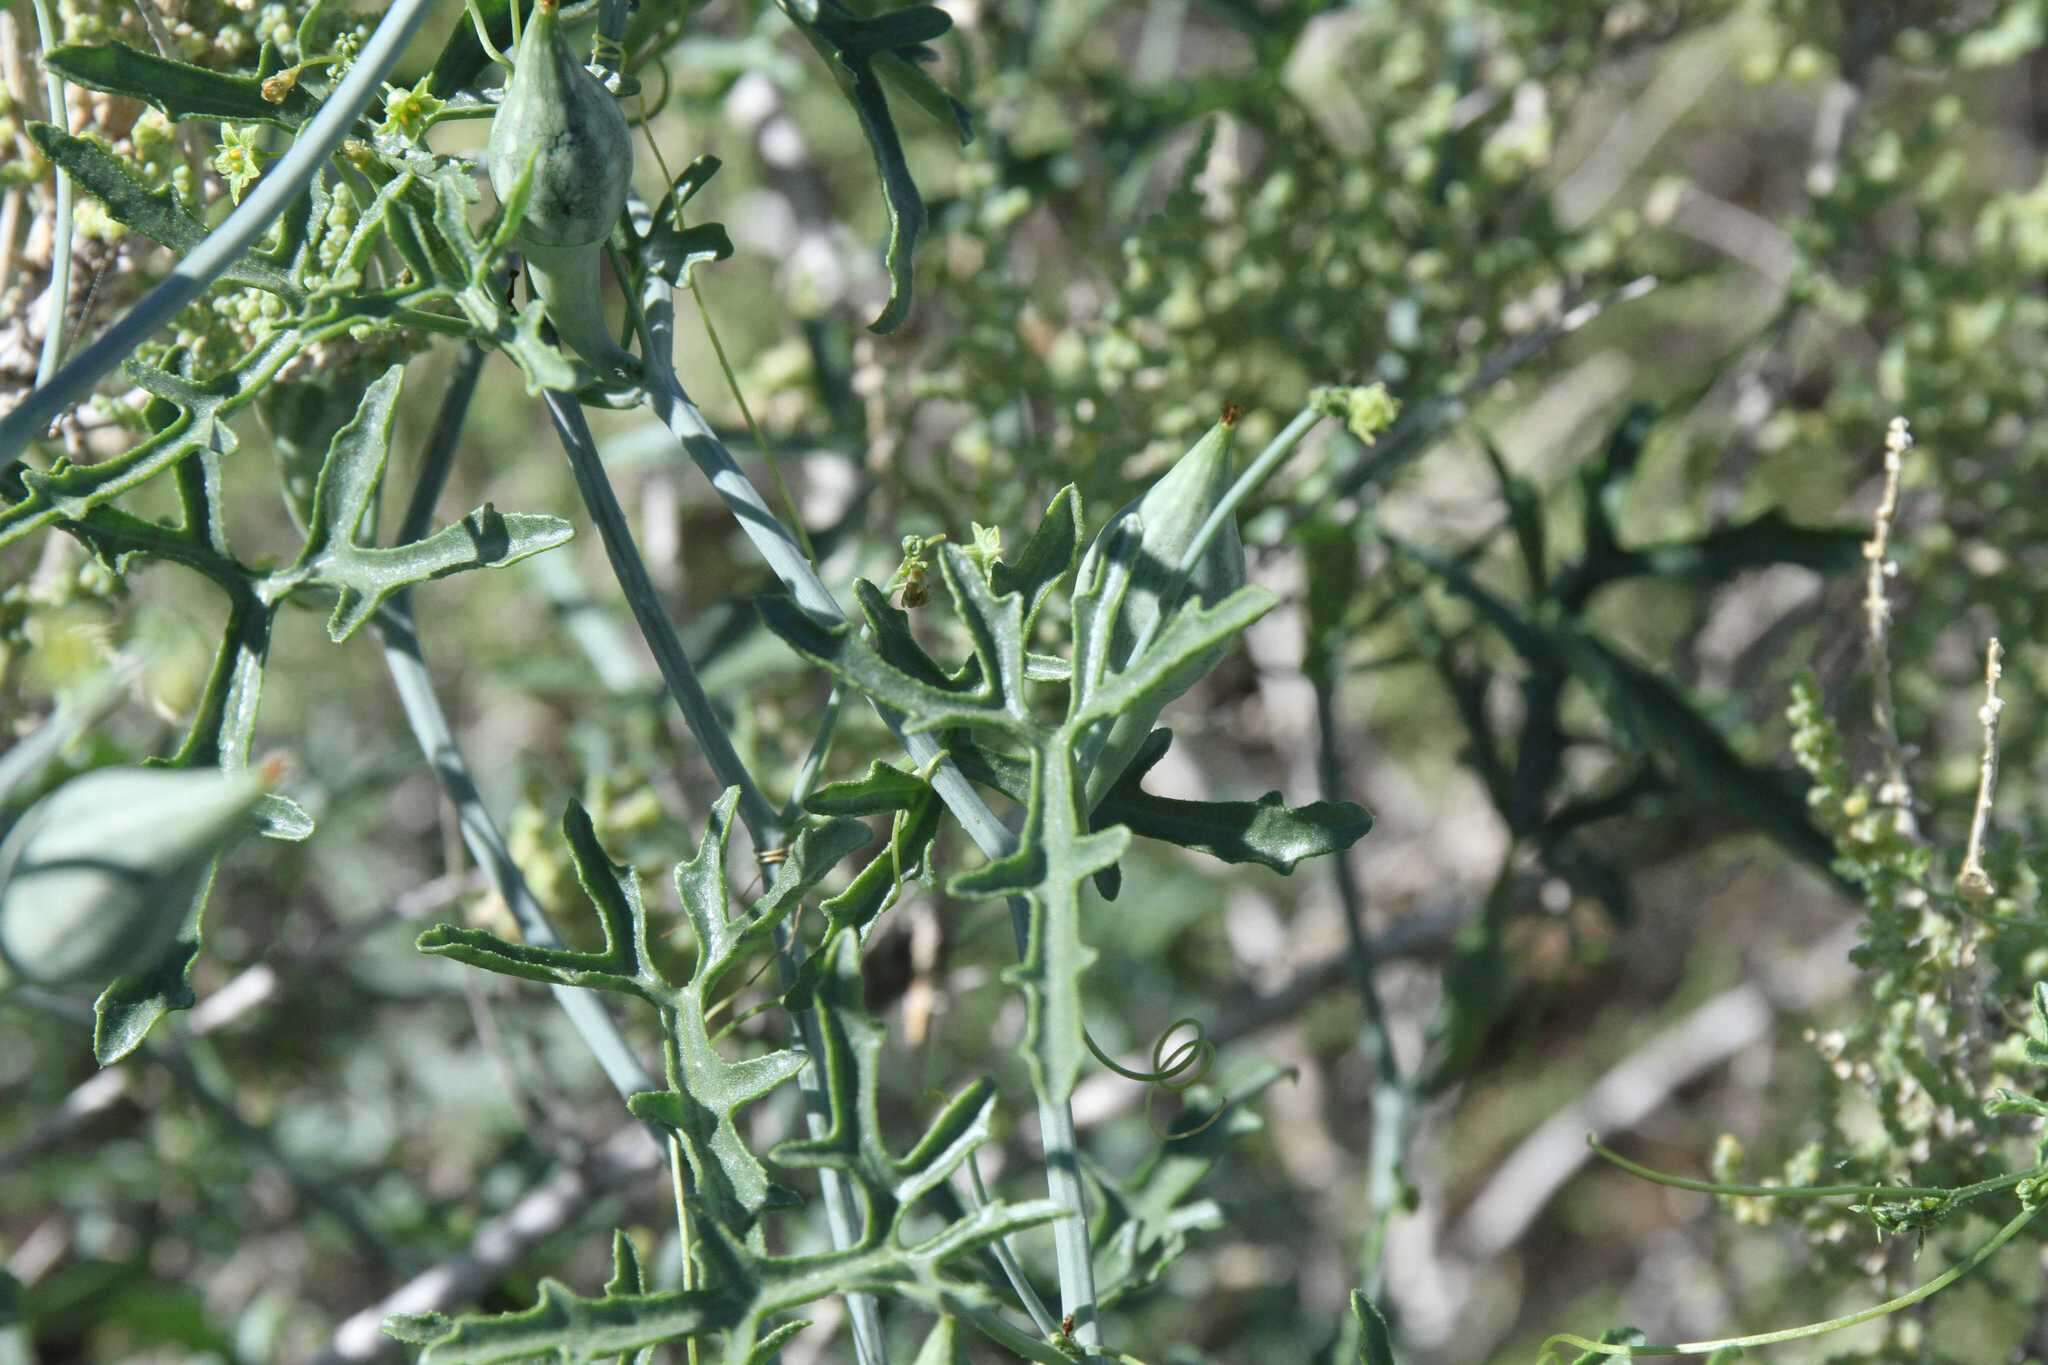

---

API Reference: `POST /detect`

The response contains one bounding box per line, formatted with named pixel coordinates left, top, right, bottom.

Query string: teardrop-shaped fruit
left=0, top=766, right=265, bottom=986
left=486, top=0, right=633, bottom=251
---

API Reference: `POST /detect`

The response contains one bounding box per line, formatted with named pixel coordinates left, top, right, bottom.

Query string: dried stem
left=1956, top=638, right=2004, bottom=901
left=1863, top=416, right=1917, bottom=837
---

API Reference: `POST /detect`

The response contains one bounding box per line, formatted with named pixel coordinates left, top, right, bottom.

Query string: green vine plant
left=0, top=0, right=1391, bottom=1357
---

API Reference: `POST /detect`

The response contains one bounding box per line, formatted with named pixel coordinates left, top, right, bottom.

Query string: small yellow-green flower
left=211, top=124, right=269, bottom=202
left=378, top=75, right=445, bottom=144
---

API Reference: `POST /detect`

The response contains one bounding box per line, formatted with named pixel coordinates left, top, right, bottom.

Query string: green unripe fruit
left=1079, top=412, right=1247, bottom=810
left=487, top=0, right=633, bottom=252
left=0, top=766, right=266, bottom=987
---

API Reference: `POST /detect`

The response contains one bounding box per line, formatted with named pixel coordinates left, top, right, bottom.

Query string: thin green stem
left=1590, top=1137, right=2043, bottom=1205
left=689, top=275, right=815, bottom=562
left=541, top=391, right=783, bottom=840
left=1539, top=1199, right=2046, bottom=1361
left=28, top=0, right=74, bottom=386
left=1312, top=668, right=1407, bottom=1316
left=377, top=343, right=657, bottom=1108
left=0, top=0, right=439, bottom=460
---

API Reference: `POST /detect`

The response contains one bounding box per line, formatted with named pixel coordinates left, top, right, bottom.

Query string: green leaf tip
left=1351, top=1290, right=1396, bottom=1365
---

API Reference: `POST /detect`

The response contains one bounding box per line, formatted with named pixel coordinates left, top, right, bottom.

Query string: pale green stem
left=28, top=0, right=73, bottom=386
left=1540, top=1200, right=2046, bottom=1361
left=668, top=1132, right=701, bottom=1365
left=1313, top=667, right=1407, bottom=1356
left=0, top=0, right=438, bottom=461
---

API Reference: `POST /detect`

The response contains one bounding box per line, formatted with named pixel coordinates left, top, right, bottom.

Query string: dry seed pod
left=0, top=766, right=266, bottom=986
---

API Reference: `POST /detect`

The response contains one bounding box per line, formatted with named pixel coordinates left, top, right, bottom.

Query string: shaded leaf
left=957, top=729, right=1371, bottom=879
left=774, top=0, right=969, bottom=331
left=1560, top=632, right=1834, bottom=872
left=1614, top=511, right=1864, bottom=584
left=990, top=485, right=1083, bottom=635
left=1101, top=729, right=1373, bottom=874
left=647, top=156, right=736, bottom=287
left=418, top=801, right=663, bottom=1001
left=287, top=366, right=573, bottom=640
left=45, top=41, right=317, bottom=126
left=1577, top=403, right=1656, bottom=566
left=1478, top=433, right=1545, bottom=593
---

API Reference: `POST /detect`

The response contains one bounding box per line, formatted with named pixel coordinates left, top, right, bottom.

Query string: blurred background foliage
left=10, top=0, right=2048, bottom=1361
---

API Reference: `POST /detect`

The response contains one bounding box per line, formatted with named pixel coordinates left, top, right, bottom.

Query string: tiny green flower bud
left=0, top=766, right=267, bottom=987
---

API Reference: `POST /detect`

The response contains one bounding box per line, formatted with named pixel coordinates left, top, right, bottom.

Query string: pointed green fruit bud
left=487, top=0, right=633, bottom=252
left=0, top=766, right=267, bottom=987
left=1080, top=410, right=1247, bottom=808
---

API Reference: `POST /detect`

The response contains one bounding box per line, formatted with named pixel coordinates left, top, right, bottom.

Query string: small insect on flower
left=887, top=533, right=948, bottom=610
